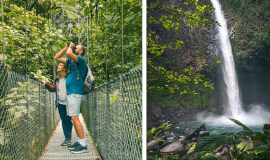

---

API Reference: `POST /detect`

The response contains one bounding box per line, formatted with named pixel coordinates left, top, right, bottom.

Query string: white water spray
left=197, top=0, right=270, bottom=126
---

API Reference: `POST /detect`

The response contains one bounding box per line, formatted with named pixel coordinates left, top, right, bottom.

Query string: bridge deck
left=39, top=114, right=101, bottom=160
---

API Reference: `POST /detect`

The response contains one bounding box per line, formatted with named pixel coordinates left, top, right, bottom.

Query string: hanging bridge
left=0, top=62, right=142, bottom=160
left=0, top=1, right=142, bottom=159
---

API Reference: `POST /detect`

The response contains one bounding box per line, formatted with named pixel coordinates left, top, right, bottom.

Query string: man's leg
left=71, top=116, right=84, bottom=139
left=67, top=94, right=87, bottom=153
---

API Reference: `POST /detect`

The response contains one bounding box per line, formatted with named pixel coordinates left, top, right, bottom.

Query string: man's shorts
left=66, top=94, right=84, bottom=116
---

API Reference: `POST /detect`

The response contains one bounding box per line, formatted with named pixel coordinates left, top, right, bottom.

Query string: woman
left=44, top=63, right=73, bottom=146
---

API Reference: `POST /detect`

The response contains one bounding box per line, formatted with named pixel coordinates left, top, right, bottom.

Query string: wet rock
left=178, top=136, right=185, bottom=141
left=147, top=140, right=160, bottom=151
left=184, top=128, right=195, bottom=137
left=184, top=124, right=207, bottom=140
left=160, top=140, right=183, bottom=155
left=199, top=131, right=210, bottom=137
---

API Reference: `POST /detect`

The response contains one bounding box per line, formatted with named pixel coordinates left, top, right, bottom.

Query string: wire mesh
left=0, top=62, right=59, bottom=160
left=81, top=67, right=142, bottom=160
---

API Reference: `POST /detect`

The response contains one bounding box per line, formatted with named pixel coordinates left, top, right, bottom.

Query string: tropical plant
left=147, top=122, right=171, bottom=142
left=190, top=119, right=270, bottom=160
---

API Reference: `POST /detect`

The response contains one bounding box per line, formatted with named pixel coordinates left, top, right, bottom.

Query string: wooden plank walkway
left=39, top=114, right=101, bottom=160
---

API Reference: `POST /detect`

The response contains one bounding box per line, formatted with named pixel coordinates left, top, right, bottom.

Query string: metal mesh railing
left=0, top=63, right=59, bottom=160
left=81, top=67, right=142, bottom=160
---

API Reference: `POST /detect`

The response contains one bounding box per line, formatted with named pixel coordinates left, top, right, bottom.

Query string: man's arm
left=66, top=43, right=78, bottom=62
left=54, top=46, right=68, bottom=64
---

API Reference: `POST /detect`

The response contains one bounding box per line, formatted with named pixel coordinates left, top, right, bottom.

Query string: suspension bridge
left=0, top=1, right=142, bottom=160
left=0, top=61, right=142, bottom=160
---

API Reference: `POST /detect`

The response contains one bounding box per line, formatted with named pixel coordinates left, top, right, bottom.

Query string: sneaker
left=70, top=144, right=88, bottom=154
left=68, top=142, right=80, bottom=150
left=61, top=139, right=71, bottom=146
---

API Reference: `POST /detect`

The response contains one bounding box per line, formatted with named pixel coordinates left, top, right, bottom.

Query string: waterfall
left=196, top=0, right=270, bottom=126
left=210, top=0, right=243, bottom=117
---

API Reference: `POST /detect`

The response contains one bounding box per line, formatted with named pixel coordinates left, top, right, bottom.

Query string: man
left=44, top=63, right=72, bottom=146
left=54, top=42, right=88, bottom=154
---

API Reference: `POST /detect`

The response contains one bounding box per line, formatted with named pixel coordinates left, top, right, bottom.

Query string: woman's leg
left=58, top=103, right=71, bottom=140
left=64, top=105, right=73, bottom=139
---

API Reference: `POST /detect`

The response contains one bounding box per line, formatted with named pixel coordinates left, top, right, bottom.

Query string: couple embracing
left=44, top=42, right=88, bottom=154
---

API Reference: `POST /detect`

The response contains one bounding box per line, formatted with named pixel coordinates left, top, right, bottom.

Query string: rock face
left=264, top=124, right=270, bottom=135
left=160, top=140, right=183, bottom=155
left=147, top=104, right=204, bottom=129
left=151, top=103, right=162, bottom=116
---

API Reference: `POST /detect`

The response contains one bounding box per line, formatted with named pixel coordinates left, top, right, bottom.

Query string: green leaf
left=187, top=142, right=196, bottom=154
left=229, top=118, right=253, bottom=133
left=201, top=153, right=223, bottom=160
left=237, top=140, right=252, bottom=151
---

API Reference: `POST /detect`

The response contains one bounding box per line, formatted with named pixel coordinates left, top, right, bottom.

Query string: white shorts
left=66, top=94, right=83, bottom=116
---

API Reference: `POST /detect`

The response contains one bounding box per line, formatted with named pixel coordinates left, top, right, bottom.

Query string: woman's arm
left=44, top=81, right=56, bottom=92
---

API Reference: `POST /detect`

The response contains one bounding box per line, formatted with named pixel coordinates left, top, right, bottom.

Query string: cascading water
left=211, top=0, right=243, bottom=118
left=197, top=0, right=270, bottom=126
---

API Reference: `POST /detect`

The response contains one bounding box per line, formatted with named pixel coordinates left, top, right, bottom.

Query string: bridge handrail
left=0, top=63, right=59, bottom=159
left=81, top=66, right=142, bottom=160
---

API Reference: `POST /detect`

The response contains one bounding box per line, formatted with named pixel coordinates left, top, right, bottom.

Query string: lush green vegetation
left=81, top=0, right=142, bottom=84
left=220, top=0, right=270, bottom=65
left=0, top=0, right=142, bottom=85
left=148, top=120, right=270, bottom=160
left=0, top=3, right=65, bottom=79
left=147, top=0, right=217, bottom=108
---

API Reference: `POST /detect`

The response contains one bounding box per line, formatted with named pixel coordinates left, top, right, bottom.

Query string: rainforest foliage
left=147, top=0, right=217, bottom=108
left=0, top=0, right=142, bottom=85
left=220, top=0, right=270, bottom=65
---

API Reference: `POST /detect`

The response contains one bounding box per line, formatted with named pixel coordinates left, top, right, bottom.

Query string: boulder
left=160, top=140, right=183, bottom=155
left=147, top=140, right=160, bottom=151
left=184, top=123, right=207, bottom=140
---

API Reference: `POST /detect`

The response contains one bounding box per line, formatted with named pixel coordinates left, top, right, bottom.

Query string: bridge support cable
left=121, top=0, right=124, bottom=75
left=1, top=0, right=5, bottom=64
